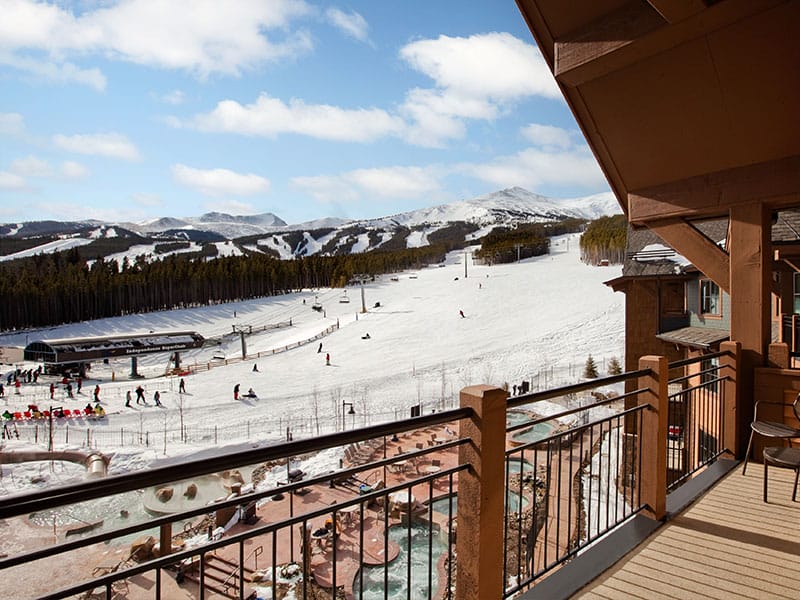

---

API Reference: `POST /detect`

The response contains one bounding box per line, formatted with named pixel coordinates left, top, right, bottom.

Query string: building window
left=700, top=356, right=720, bottom=394
left=793, top=272, right=800, bottom=313
left=700, top=279, right=720, bottom=315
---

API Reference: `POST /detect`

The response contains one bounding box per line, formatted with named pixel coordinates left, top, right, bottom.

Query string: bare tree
left=329, top=387, right=342, bottom=432
left=311, top=386, right=321, bottom=436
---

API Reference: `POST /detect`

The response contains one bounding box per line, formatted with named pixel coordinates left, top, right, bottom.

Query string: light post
left=342, top=401, right=355, bottom=430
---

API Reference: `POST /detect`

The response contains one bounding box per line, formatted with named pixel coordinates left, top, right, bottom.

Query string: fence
left=665, top=350, right=732, bottom=491
left=0, top=348, right=738, bottom=600
left=1, top=397, right=462, bottom=451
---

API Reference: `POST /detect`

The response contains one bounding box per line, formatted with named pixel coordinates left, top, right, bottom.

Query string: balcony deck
left=576, top=464, right=800, bottom=599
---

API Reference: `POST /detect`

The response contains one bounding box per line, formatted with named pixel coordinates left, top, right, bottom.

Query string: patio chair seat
left=742, top=393, right=800, bottom=475
left=763, top=446, right=800, bottom=502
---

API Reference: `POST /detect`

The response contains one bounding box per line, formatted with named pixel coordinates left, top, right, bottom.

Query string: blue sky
left=0, top=0, right=610, bottom=226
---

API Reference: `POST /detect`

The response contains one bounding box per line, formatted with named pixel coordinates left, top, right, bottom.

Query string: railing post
left=159, top=522, right=172, bottom=557
left=638, top=355, right=667, bottom=520
left=720, top=341, right=741, bottom=456
left=456, top=384, right=507, bottom=600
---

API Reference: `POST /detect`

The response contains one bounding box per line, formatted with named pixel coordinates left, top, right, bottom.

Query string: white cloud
left=172, top=164, right=271, bottom=197
left=400, top=32, right=560, bottom=102
left=0, top=171, right=27, bottom=191
left=61, top=160, right=90, bottom=180
left=398, top=32, right=561, bottom=146
left=0, top=51, right=106, bottom=91
left=182, top=93, right=405, bottom=142
left=7, top=156, right=90, bottom=181
left=0, top=0, right=313, bottom=83
left=292, top=166, right=441, bottom=203
left=521, top=123, right=572, bottom=150
left=160, top=90, right=186, bottom=105
left=34, top=200, right=150, bottom=222
left=325, top=7, right=370, bottom=43
left=53, top=133, right=141, bottom=161
left=0, top=112, right=26, bottom=136
left=202, top=199, right=257, bottom=214
left=131, top=192, right=163, bottom=208
left=10, top=155, right=52, bottom=177
left=464, top=146, right=606, bottom=191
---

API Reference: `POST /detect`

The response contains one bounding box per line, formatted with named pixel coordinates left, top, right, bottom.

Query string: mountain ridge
left=0, top=187, right=621, bottom=262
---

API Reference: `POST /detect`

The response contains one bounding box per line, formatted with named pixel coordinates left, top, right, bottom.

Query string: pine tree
left=584, top=355, right=599, bottom=379
left=607, top=356, right=622, bottom=375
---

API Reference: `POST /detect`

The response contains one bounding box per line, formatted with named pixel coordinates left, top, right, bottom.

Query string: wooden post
left=159, top=522, right=172, bottom=557
left=767, top=342, right=789, bottom=369
left=638, top=355, right=667, bottom=520
left=720, top=341, right=741, bottom=456
left=455, top=384, right=507, bottom=600
left=729, top=203, right=771, bottom=459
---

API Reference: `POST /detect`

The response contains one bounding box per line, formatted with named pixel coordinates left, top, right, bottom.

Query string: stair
left=177, top=553, right=257, bottom=599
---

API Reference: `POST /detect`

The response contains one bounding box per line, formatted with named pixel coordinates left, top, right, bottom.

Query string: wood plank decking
left=576, top=464, right=800, bottom=599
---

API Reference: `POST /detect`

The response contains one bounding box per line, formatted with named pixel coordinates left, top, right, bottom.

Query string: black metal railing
left=501, top=371, right=650, bottom=597
left=0, top=408, right=471, bottom=600
left=0, top=356, right=734, bottom=600
left=781, top=313, right=800, bottom=356
left=666, top=351, right=728, bottom=491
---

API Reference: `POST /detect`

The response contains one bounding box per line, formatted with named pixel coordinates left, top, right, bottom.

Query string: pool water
left=31, top=489, right=149, bottom=531
left=511, top=421, right=557, bottom=444
left=506, top=411, right=532, bottom=427
left=505, top=457, right=535, bottom=474
left=429, top=491, right=530, bottom=516
left=30, top=465, right=259, bottom=541
left=353, top=520, right=448, bottom=599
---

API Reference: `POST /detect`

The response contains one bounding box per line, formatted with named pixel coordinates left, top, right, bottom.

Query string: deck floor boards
left=577, top=466, right=800, bottom=600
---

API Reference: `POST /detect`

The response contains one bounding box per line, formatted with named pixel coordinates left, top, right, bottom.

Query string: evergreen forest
left=0, top=245, right=445, bottom=331
left=579, top=215, right=627, bottom=265
left=0, top=215, right=605, bottom=331
left=474, top=218, right=585, bottom=264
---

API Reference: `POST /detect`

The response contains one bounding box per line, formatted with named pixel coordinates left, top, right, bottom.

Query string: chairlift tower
left=352, top=274, right=369, bottom=313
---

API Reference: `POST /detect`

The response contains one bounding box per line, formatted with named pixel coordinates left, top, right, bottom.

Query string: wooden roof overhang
left=515, top=0, right=800, bottom=228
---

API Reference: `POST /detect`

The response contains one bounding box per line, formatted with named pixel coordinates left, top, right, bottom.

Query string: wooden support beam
left=555, top=0, right=784, bottom=87
left=646, top=0, right=706, bottom=24
left=629, top=155, right=800, bottom=225
left=554, top=0, right=664, bottom=86
left=647, top=219, right=730, bottom=293
left=729, top=203, right=771, bottom=452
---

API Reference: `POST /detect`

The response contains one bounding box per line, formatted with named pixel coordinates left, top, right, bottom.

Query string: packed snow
left=0, top=233, right=624, bottom=495
left=0, top=238, right=94, bottom=262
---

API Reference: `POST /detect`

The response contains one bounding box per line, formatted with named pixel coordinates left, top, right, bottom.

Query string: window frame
left=699, top=278, right=721, bottom=317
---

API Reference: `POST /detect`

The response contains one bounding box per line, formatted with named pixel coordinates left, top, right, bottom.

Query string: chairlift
left=339, top=291, right=350, bottom=304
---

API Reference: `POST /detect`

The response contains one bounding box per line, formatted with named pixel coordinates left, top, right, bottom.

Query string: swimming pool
left=353, top=520, right=448, bottom=599
left=510, top=421, right=557, bottom=444
left=505, top=457, right=535, bottom=474
left=506, top=410, right=532, bottom=427
left=30, top=466, right=259, bottom=541
left=429, top=491, right=530, bottom=516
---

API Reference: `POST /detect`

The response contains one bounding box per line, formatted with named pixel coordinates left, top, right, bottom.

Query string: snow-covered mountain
left=362, top=187, right=618, bottom=229
left=0, top=188, right=621, bottom=262
left=132, top=211, right=287, bottom=239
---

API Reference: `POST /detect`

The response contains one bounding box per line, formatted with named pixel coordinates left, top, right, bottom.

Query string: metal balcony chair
left=762, top=446, right=800, bottom=502
left=742, top=393, right=800, bottom=475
